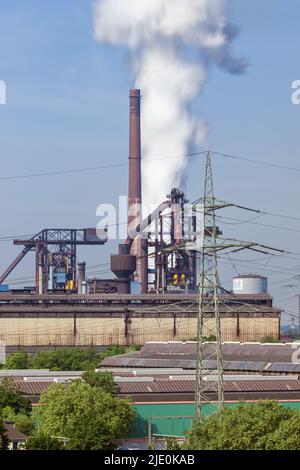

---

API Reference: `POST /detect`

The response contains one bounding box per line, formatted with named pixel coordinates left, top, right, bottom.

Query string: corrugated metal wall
left=130, top=401, right=300, bottom=438
left=0, top=316, right=279, bottom=346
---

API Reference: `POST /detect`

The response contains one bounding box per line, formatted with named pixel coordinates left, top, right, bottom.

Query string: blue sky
left=0, top=0, right=300, bottom=322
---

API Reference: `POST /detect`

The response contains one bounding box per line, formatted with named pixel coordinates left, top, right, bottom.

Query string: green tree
left=0, top=378, right=31, bottom=415
left=261, top=335, right=278, bottom=343
left=31, top=347, right=101, bottom=371
left=2, top=346, right=141, bottom=373
left=99, top=345, right=141, bottom=362
left=0, top=417, right=9, bottom=450
left=25, top=434, right=64, bottom=450
left=265, top=412, right=300, bottom=450
left=38, top=380, right=135, bottom=450
left=186, top=401, right=300, bottom=450
left=82, top=370, right=116, bottom=394
left=2, top=406, right=35, bottom=436
left=166, top=438, right=183, bottom=450
left=4, top=351, right=31, bottom=369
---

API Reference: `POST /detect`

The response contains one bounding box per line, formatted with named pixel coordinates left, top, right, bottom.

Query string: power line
left=284, top=310, right=299, bottom=319
left=212, top=151, right=300, bottom=174
left=269, top=276, right=299, bottom=286
left=2, top=149, right=300, bottom=182
left=0, top=163, right=128, bottom=181
left=216, top=214, right=300, bottom=235
left=0, top=152, right=205, bottom=182
left=0, top=234, right=35, bottom=243
left=236, top=206, right=300, bottom=224
left=217, top=256, right=300, bottom=278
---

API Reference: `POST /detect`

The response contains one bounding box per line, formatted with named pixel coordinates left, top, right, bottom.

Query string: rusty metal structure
left=111, top=244, right=136, bottom=294
left=110, top=89, right=148, bottom=294
left=151, top=188, right=197, bottom=293
left=0, top=90, right=285, bottom=352
left=110, top=89, right=199, bottom=295
left=128, top=89, right=148, bottom=293
left=0, top=228, right=107, bottom=293
left=0, top=89, right=200, bottom=297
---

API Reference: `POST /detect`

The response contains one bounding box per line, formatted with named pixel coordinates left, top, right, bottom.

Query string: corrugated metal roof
left=101, top=357, right=300, bottom=374
left=7, top=373, right=300, bottom=398
left=101, top=342, right=300, bottom=373
left=14, top=380, right=55, bottom=395
left=117, top=379, right=300, bottom=395
left=0, top=370, right=82, bottom=378
left=138, top=342, right=297, bottom=362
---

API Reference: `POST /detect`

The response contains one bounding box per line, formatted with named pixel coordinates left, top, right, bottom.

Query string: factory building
left=1, top=341, right=300, bottom=449
left=100, top=341, right=300, bottom=447
left=0, top=288, right=280, bottom=347
left=0, top=90, right=282, bottom=348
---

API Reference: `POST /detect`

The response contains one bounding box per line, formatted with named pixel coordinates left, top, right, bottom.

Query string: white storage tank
left=232, top=274, right=268, bottom=295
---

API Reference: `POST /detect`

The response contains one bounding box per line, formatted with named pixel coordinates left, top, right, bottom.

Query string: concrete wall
left=0, top=315, right=280, bottom=346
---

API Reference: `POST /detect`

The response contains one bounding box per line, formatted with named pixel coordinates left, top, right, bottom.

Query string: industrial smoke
left=93, top=0, right=246, bottom=210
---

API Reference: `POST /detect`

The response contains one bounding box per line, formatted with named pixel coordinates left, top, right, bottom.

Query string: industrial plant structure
left=0, top=90, right=282, bottom=348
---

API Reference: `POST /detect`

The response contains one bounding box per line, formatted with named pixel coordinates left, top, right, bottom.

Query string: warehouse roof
left=5, top=374, right=300, bottom=398
left=101, top=341, right=300, bottom=373
left=117, top=378, right=300, bottom=395
left=138, top=342, right=297, bottom=362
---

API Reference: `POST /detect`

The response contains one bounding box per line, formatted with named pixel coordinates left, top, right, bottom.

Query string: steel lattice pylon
left=193, top=152, right=285, bottom=418
left=195, top=152, right=224, bottom=419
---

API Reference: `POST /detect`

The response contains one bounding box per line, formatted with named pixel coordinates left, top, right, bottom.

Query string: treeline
left=167, top=401, right=300, bottom=450
left=0, top=345, right=140, bottom=371
left=0, top=370, right=135, bottom=450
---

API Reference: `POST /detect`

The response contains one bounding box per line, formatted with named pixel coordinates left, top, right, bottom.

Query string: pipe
left=38, top=264, right=43, bottom=295
left=173, top=204, right=183, bottom=245
left=126, top=200, right=173, bottom=249
left=77, top=262, right=86, bottom=294
left=35, top=240, right=40, bottom=294
left=48, top=265, right=54, bottom=291
left=0, top=246, right=32, bottom=285
left=82, top=281, right=87, bottom=295
left=128, top=89, right=148, bottom=293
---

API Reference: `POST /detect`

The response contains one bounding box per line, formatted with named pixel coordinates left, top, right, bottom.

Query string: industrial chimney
left=128, top=89, right=142, bottom=227
left=128, top=89, right=148, bottom=293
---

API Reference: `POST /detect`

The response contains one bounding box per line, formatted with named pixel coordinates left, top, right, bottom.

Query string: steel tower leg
left=195, top=152, right=224, bottom=419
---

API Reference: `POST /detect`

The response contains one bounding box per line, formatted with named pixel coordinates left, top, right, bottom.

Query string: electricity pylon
left=195, top=151, right=224, bottom=419
left=194, top=152, right=285, bottom=419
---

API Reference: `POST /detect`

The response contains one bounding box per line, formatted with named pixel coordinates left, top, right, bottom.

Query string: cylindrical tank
left=111, top=244, right=136, bottom=294
left=82, top=281, right=87, bottom=295
left=77, top=262, right=86, bottom=294
left=233, top=274, right=268, bottom=295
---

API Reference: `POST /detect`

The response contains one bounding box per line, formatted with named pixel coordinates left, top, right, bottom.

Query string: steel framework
left=195, top=152, right=224, bottom=418
left=194, top=152, right=285, bottom=419
left=0, top=228, right=107, bottom=291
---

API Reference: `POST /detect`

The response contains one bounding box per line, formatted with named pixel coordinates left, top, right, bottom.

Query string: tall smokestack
left=128, top=89, right=142, bottom=222
left=128, top=89, right=148, bottom=293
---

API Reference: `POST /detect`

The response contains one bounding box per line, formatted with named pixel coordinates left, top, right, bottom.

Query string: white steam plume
left=93, top=0, right=246, bottom=210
